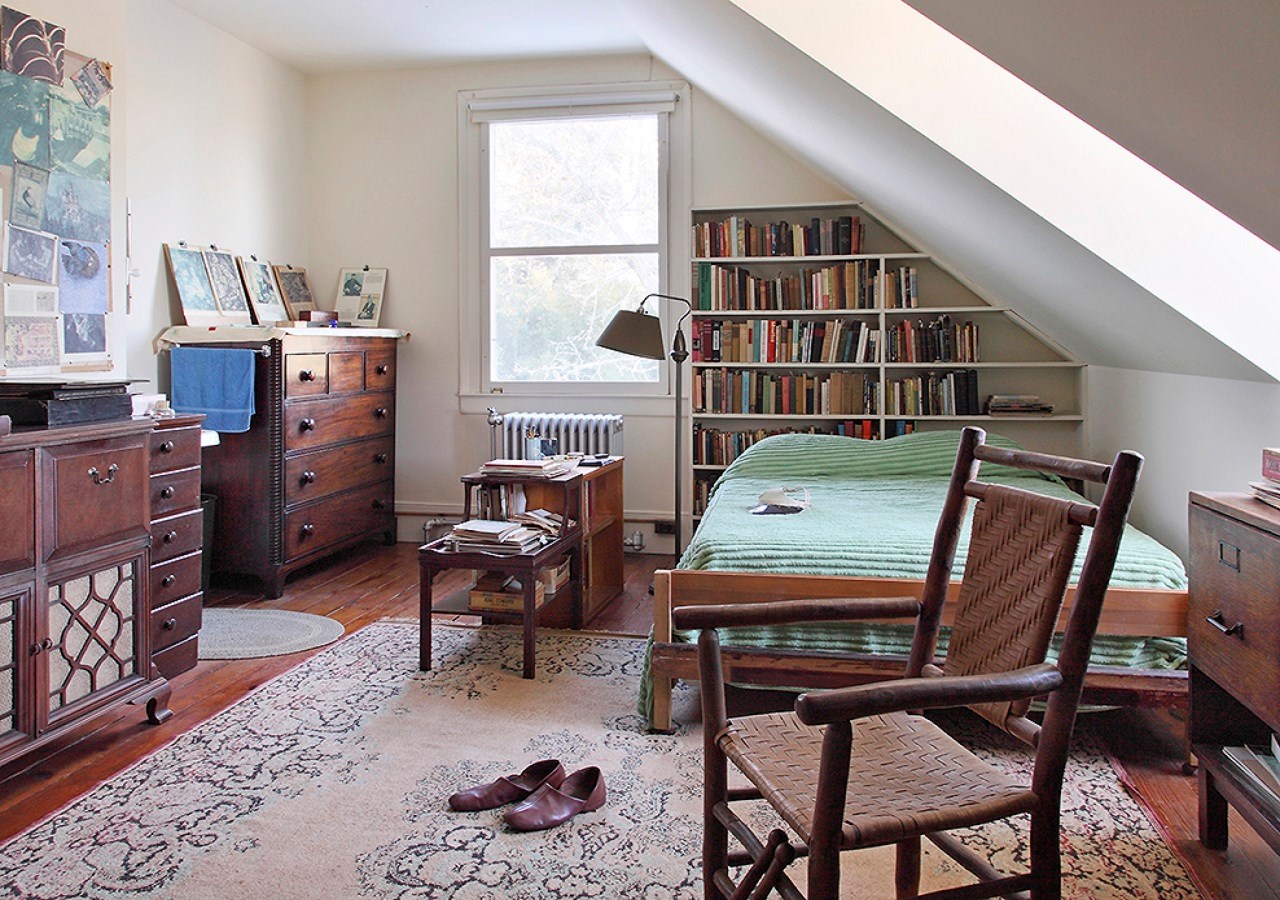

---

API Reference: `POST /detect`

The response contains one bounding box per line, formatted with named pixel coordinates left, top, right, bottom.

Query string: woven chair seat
left=719, top=710, right=1038, bottom=848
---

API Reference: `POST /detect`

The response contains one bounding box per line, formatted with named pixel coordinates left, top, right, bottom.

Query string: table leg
left=419, top=561, right=434, bottom=672
left=1199, top=766, right=1228, bottom=850
left=570, top=542, right=583, bottom=630
left=522, top=570, right=537, bottom=678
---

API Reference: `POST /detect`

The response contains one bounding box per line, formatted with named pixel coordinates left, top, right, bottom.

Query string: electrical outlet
left=654, top=520, right=676, bottom=535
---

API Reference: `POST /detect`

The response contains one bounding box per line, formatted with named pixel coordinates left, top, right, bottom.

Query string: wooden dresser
left=202, top=333, right=398, bottom=597
left=1188, top=491, right=1280, bottom=854
left=0, top=419, right=171, bottom=776
left=148, top=416, right=204, bottom=677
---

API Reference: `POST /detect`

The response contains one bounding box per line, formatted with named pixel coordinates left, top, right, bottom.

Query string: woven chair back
left=943, top=484, right=1083, bottom=734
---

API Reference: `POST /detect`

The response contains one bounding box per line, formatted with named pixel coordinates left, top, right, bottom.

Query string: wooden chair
left=672, top=426, right=1142, bottom=900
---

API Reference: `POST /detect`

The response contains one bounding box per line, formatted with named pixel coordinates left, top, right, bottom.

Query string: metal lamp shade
left=596, top=308, right=665, bottom=360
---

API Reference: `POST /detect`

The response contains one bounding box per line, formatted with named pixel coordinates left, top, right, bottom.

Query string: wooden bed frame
left=648, top=568, right=1189, bottom=733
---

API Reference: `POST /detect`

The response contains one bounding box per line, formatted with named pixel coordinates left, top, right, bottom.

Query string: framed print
left=238, top=256, right=288, bottom=325
left=202, top=248, right=252, bottom=323
left=58, top=239, right=108, bottom=313
left=272, top=264, right=316, bottom=319
left=4, top=222, right=57, bottom=283
left=164, top=243, right=220, bottom=325
left=61, top=311, right=108, bottom=361
left=334, top=266, right=387, bottom=327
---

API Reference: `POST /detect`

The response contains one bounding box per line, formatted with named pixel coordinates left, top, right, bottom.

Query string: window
left=460, top=83, right=690, bottom=401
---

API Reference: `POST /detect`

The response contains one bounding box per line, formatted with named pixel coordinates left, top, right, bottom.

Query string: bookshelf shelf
left=689, top=201, right=1086, bottom=517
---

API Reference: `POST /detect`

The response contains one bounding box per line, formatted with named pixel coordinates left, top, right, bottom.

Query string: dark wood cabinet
left=1189, top=491, right=1280, bottom=855
left=148, top=416, right=204, bottom=677
left=202, top=333, right=398, bottom=598
left=0, top=419, right=171, bottom=778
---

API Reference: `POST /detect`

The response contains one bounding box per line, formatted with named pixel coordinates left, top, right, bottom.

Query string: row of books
left=885, top=316, right=980, bottom=364
left=695, top=260, right=877, bottom=311
left=692, top=319, right=879, bottom=365
left=1249, top=448, right=1280, bottom=510
left=693, top=369, right=875, bottom=417
left=881, top=267, right=919, bottom=310
left=884, top=371, right=982, bottom=417
left=986, top=394, right=1055, bottom=416
left=692, top=214, right=864, bottom=259
left=692, top=421, right=885, bottom=466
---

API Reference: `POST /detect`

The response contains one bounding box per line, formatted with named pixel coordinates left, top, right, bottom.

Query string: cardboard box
left=1264, top=448, right=1280, bottom=483
left=540, top=559, right=571, bottom=595
left=469, top=572, right=545, bottom=613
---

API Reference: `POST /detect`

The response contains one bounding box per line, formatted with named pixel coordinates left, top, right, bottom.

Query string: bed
left=644, top=430, right=1190, bottom=732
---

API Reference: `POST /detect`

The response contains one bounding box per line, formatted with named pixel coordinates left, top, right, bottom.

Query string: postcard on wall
left=9, top=160, right=47, bottom=230
left=202, top=248, right=252, bottom=323
left=238, top=256, right=289, bottom=326
left=4, top=222, right=57, bottom=283
left=0, top=70, right=50, bottom=169
left=49, top=88, right=109, bottom=181
left=0, top=7, right=65, bottom=85
left=61, top=311, right=107, bottom=360
left=2, top=314, right=59, bottom=370
left=4, top=281, right=56, bottom=315
left=71, top=58, right=110, bottom=106
left=164, top=243, right=220, bottom=325
left=272, top=264, right=316, bottom=319
left=334, top=267, right=387, bottom=327
left=57, top=239, right=108, bottom=314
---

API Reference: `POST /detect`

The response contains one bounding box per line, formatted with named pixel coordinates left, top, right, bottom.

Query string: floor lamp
left=596, top=292, right=692, bottom=556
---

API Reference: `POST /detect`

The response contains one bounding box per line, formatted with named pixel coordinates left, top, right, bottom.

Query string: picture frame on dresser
left=238, top=255, right=289, bottom=326
left=272, top=264, right=317, bottom=319
left=165, top=243, right=221, bottom=326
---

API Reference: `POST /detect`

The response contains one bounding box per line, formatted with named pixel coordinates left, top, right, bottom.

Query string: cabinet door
left=43, top=554, right=145, bottom=730
left=42, top=436, right=149, bottom=563
left=0, top=586, right=28, bottom=755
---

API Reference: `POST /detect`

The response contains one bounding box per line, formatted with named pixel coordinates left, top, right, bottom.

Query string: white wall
left=124, top=0, right=308, bottom=389
left=304, top=54, right=846, bottom=542
left=1088, top=367, right=1280, bottom=558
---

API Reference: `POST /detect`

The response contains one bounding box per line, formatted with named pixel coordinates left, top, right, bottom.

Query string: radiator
left=498, top=412, right=624, bottom=459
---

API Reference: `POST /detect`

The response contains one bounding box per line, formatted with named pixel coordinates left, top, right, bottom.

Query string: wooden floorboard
left=0, top=543, right=1273, bottom=897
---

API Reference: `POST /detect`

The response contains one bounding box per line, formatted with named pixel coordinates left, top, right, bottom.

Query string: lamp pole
left=643, top=293, right=693, bottom=556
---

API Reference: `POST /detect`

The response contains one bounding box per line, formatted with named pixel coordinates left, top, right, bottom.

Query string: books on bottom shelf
left=469, top=572, right=545, bottom=613
left=1222, top=744, right=1280, bottom=813
left=447, top=519, right=548, bottom=555
left=985, top=394, right=1054, bottom=416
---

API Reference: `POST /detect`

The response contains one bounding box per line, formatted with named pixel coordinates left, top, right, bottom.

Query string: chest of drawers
left=148, top=416, right=204, bottom=677
left=202, top=334, right=398, bottom=597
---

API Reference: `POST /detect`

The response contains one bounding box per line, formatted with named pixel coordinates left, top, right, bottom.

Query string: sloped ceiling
left=622, top=0, right=1272, bottom=381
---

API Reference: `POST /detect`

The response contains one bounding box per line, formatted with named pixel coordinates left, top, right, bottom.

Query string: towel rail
left=164, top=343, right=271, bottom=357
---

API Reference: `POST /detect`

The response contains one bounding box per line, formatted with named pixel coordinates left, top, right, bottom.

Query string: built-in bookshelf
left=689, top=202, right=1085, bottom=517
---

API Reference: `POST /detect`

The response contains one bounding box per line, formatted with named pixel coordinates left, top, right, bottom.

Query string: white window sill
left=459, top=392, right=683, bottom=418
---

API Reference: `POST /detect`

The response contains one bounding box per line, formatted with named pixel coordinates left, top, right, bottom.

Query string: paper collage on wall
left=0, top=7, right=113, bottom=374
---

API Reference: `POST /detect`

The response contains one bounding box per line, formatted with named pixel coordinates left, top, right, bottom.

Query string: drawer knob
left=159, top=440, right=175, bottom=454
left=163, top=530, right=178, bottom=544
left=299, top=369, right=316, bottom=382
left=375, top=364, right=389, bottom=375
left=160, top=485, right=175, bottom=500
left=1206, top=609, right=1245, bottom=638
left=301, top=470, right=317, bottom=485
left=161, top=574, right=176, bottom=588
left=163, top=618, right=177, bottom=631
left=88, top=463, right=119, bottom=485
left=375, top=453, right=388, bottom=464
left=301, top=523, right=316, bottom=537
left=30, top=637, right=52, bottom=655
left=375, top=407, right=388, bottom=419
left=372, top=499, right=388, bottom=510
left=300, top=418, right=317, bottom=432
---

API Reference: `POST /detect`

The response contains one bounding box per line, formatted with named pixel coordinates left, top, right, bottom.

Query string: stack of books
left=985, top=394, right=1054, bottom=416
left=510, top=508, right=572, bottom=536
left=447, top=519, right=547, bottom=555
left=1249, top=448, right=1280, bottom=510
left=480, top=457, right=579, bottom=478
left=0, top=381, right=134, bottom=425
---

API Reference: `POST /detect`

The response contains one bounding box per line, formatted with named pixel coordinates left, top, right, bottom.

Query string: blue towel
left=170, top=347, right=256, bottom=433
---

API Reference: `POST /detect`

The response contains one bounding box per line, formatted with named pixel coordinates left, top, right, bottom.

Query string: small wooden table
left=418, top=532, right=581, bottom=678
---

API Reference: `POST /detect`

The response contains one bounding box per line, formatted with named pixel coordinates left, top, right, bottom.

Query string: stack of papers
left=447, top=519, right=548, bottom=555
left=481, top=456, right=579, bottom=478
left=1250, top=480, right=1280, bottom=511
left=985, top=394, right=1054, bottom=416
left=511, top=508, right=572, bottom=535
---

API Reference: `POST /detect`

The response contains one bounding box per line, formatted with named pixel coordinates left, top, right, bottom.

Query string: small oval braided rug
left=198, top=608, right=345, bottom=659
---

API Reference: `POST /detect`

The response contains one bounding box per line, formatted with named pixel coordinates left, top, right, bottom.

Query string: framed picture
left=238, top=256, right=288, bottom=325
left=164, top=243, right=220, bottom=325
left=272, top=264, right=316, bottom=319
left=334, top=266, right=387, bottom=328
left=4, top=223, right=57, bottom=283
left=202, top=248, right=252, bottom=323
left=9, top=161, right=48, bottom=230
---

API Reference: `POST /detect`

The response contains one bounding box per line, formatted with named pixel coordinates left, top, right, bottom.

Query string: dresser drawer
left=153, top=634, right=199, bottom=679
left=150, top=467, right=201, bottom=519
left=1189, top=504, right=1280, bottom=730
left=43, top=436, right=149, bottom=561
left=151, top=508, right=203, bottom=565
left=283, top=481, right=393, bottom=562
left=151, top=550, right=202, bottom=609
left=284, top=393, right=394, bottom=453
left=0, top=450, right=34, bottom=575
left=366, top=344, right=396, bottom=392
left=285, top=353, right=329, bottom=398
left=150, top=426, right=201, bottom=474
left=151, top=593, right=203, bottom=652
left=329, top=352, right=365, bottom=394
left=284, top=436, right=395, bottom=507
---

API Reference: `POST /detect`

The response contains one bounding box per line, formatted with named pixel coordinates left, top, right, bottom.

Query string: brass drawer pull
left=1218, top=540, right=1241, bottom=571
left=1206, top=609, right=1244, bottom=638
left=88, top=463, right=118, bottom=485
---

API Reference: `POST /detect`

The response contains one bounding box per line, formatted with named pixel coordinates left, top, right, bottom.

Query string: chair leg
left=1029, top=809, right=1062, bottom=900
left=895, top=838, right=921, bottom=898
left=705, top=745, right=729, bottom=899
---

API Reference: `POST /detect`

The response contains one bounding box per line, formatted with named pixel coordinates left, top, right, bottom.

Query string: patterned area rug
left=0, top=623, right=1199, bottom=898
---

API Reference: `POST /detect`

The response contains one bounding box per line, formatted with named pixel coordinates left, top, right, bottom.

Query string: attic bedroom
left=0, top=1, right=1276, bottom=897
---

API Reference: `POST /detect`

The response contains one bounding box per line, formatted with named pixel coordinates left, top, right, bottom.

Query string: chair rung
left=927, top=831, right=1017, bottom=884
left=727, top=785, right=762, bottom=801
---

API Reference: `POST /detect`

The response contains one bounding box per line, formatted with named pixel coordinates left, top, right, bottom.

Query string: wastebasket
left=200, top=494, right=216, bottom=591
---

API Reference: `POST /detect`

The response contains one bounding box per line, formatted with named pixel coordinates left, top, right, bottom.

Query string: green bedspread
left=640, top=431, right=1189, bottom=721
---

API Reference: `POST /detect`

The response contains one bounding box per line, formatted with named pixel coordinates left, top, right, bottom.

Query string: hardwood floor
left=1, top=541, right=1276, bottom=898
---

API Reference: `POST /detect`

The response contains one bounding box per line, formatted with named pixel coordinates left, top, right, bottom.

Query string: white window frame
left=458, top=81, right=691, bottom=415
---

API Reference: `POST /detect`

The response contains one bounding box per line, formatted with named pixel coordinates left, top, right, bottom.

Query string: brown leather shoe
left=503, top=766, right=606, bottom=831
left=448, top=759, right=566, bottom=812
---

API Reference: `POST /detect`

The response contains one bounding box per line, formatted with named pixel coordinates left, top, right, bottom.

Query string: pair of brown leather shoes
left=447, top=760, right=606, bottom=832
